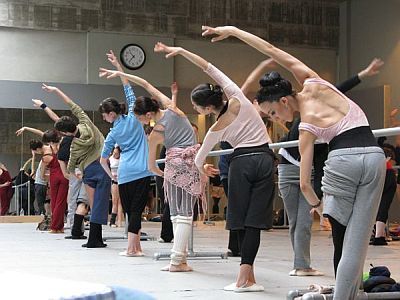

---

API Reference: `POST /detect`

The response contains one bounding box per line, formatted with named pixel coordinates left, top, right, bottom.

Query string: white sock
left=170, top=216, right=192, bottom=265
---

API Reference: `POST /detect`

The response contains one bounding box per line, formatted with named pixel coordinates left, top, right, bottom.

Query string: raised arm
left=106, top=50, right=129, bottom=86
left=202, top=26, right=319, bottom=85
left=336, top=58, right=384, bottom=93
left=16, top=126, right=44, bottom=137
left=154, top=42, right=209, bottom=71
left=99, top=68, right=172, bottom=108
left=241, top=59, right=276, bottom=98
left=42, top=84, right=92, bottom=125
left=154, top=42, right=241, bottom=101
left=32, top=99, right=60, bottom=122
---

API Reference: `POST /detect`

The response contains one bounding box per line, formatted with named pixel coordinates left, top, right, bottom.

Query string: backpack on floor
left=36, top=215, right=51, bottom=231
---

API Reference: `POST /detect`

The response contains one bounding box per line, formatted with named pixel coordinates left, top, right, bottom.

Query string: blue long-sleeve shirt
left=101, top=84, right=152, bottom=184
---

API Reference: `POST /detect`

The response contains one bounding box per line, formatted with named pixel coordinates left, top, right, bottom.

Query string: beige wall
left=339, top=0, right=400, bottom=108
left=0, top=27, right=337, bottom=93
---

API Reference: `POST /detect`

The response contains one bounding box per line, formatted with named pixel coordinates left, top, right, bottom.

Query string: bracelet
left=40, top=103, right=47, bottom=109
left=311, top=200, right=322, bottom=209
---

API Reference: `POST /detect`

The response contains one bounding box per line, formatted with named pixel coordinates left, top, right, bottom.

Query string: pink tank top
left=298, top=78, right=369, bottom=143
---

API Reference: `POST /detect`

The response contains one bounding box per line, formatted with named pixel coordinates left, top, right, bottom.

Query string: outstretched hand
left=201, top=25, right=235, bottom=42
left=359, top=58, right=384, bottom=78
left=16, top=127, right=26, bottom=136
left=99, top=68, right=121, bottom=79
left=32, top=99, right=44, bottom=108
left=203, top=164, right=220, bottom=177
left=154, top=42, right=181, bottom=58
left=106, top=50, right=120, bottom=68
left=42, top=83, right=59, bottom=93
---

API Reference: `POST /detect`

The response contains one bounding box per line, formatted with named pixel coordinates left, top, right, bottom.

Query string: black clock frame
left=120, top=43, right=146, bottom=70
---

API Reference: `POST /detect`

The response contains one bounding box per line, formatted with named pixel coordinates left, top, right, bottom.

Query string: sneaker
left=369, top=237, right=388, bottom=246
left=157, top=238, right=173, bottom=243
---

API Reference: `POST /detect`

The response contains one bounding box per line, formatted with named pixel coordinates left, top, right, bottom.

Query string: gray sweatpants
left=322, top=147, right=385, bottom=300
left=67, top=175, right=89, bottom=226
left=278, top=164, right=313, bottom=269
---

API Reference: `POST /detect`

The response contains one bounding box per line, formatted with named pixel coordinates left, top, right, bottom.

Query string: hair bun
left=259, top=71, right=282, bottom=87
left=212, top=84, right=223, bottom=96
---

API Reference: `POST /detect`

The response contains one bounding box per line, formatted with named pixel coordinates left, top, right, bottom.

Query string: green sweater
left=67, top=101, right=104, bottom=173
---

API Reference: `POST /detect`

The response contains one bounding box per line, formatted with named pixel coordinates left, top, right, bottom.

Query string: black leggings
left=119, top=177, right=151, bottom=234
left=376, top=169, right=396, bottom=223
left=237, top=227, right=261, bottom=265
left=327, top=215, right=346, bottom=277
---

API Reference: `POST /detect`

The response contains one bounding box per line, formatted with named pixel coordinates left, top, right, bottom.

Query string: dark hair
left=191, top=83, right=224, bottom=108
left=133, top=96, right=160, bottom=115
left=54, top=116, right=77, bottom=133
left=42, top=129, right=61, bottom=144
left=382, top=143, right=396, bottom=159
left=143, top=124, right=153, bottom=135
left=114, top=146, right=121, bottom=153
left=99, top=98, right=126, bottom=115
left=256, top=71, right=294, bottom=104
left=29, top=139, right=43, bottom=150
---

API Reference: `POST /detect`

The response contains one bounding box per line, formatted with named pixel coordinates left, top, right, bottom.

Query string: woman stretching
left=99, top=62, right=205, bottom=271
left=155, top=42, right=275, bottom=292
left=98, top=50, right=153, bottom=256
left=203, top=25, right=386, bottom=299
left=16, top=127, right=68, bottom=233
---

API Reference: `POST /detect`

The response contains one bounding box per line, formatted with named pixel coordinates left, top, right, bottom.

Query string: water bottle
left=20, top=208, right=24, bottom=216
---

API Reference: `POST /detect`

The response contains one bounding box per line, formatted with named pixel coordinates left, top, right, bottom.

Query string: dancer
left=0, top=162, right=13, bottom=216
left=144, top=82, right=202, bottom=271
left=370, top=141, right=397, bottom=245
left=29, top=140, right=49, bottom=216
left=109, top=146, right=123, bottom=228
left=31, top=99, right=90, bottom=239
left=98, top=50, right=152, bottom=256
left=245, top=58, right=383, bottom=275
left=203, top=25, right=386, bottom=299
left=16, top=127, right=68, bottom=232
left=40, top=84, right=111, bottom=247
left=99, top=67, right=204, bottom=271
left=154, top=42, right=274, bottom=291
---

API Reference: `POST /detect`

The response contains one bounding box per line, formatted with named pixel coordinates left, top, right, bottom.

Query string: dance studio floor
left=0, top=221, right=399, bottom=299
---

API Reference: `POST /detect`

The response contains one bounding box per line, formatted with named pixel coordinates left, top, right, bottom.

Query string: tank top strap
left=304, top=77, right=350, bottom=103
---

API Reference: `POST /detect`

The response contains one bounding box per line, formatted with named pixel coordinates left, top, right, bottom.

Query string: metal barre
left=155, top=126, right=400, bottom=164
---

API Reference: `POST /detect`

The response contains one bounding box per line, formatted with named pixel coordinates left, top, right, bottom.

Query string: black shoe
left=65, top=235, right=87, bottom=240
left=82, top=242, right=107, bottom=248
left=227, top=250, right=241, bottom=257
left=370, top=237, right=388, bottom=246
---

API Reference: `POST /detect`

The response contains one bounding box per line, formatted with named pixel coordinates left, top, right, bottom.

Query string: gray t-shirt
left=156, top=109, right=196, bottom=149
left=34, top=160, right=48, bottom=186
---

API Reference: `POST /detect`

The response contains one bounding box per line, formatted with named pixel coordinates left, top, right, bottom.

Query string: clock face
left=120, top=44, right=146, bottom=70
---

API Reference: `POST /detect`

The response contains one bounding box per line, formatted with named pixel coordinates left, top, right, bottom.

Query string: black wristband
left=311, top=200, right=322, bottom=209
left=40, top=103, right=47, bottom=109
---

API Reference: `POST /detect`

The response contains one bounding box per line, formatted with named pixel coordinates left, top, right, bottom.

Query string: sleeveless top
left=298, top=78, right=369, bottom=143
left=109, top=156, right=120, bottom=177
left=43, top=146, right=64, bottom=179
left=195, top=64, right=271, bottom=168
left=155, top=109, right=197, bottom=150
